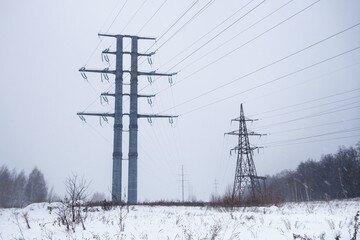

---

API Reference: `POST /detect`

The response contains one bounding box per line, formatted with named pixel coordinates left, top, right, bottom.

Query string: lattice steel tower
left=225, top=104, right=266, bottom=202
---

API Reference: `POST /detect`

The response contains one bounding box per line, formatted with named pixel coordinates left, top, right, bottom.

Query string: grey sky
left=0, top=0, right=359, bottom=201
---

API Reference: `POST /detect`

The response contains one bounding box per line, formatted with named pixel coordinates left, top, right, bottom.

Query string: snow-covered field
left=0, top=199, right=359, bottom=240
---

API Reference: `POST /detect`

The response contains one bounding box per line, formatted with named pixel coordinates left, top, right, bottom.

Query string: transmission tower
left=225, top=104, right=266, bottom=202
left=77, top=33, right=178, bottom=204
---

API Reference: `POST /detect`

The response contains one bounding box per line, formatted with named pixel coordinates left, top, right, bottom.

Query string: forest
left=0, top=142, right=359, bottom=208
left=265, top=142, right=360, bottom=202
left=0, top=167, right=49, bottom=208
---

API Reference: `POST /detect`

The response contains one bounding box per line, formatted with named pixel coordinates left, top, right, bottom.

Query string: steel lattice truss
left=226, top=104, right=265, bottom=202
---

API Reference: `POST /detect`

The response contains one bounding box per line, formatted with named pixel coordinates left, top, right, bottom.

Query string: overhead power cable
left=265, top=127, right=360, bottom=147
left=136, top=0, right=216, bottom=67
left=162, top=0, right=266, bottom=72
left=136, top=0, right=169, bottom=34
left=139, top=0, right=294, bottom=93
left=175, top=0, right=296, bottom=72
left=263, top=134, right=360, bottom=148
left=260, top=95, right=360, bottom=120
left=256, top=103, right=360, bottom=130
left=152, top=0, right=217, bottom=52
left=268, top=117, right=360, bottom=135
left=84, top=0, right=129, bottom=67
left=250, top=87, right=360, bottom=117
left=175, top=46, right=360, bottom=116
left=153, top=0, right=321, bottom=94
left=156, top=0, right=261, bottom=70
left=155, top=0, right=201, bottom=44
left=158, top=22, right=360, bottom=113
left=115, top=0, right=201, bottom=68
left=121, top=0, right=148, bottom=33
left=105, top=0, right=130, bottom=33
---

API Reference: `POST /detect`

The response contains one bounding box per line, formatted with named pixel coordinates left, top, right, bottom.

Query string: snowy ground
left=0, top=199, right=359, bottom=240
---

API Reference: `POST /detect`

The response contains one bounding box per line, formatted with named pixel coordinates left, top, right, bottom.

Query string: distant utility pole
left=213, top=178, right=218, bottom=196
left=225, top=104, right=266, bottom=202
left=181, top=165, right=185, bottom=203
left=77, top=33, right=178, bottom=204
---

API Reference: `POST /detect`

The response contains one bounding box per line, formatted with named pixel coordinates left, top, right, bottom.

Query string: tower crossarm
left=248, top=132, right=267, bottom=136
left=102, top=50, right=156, bottom=57
left=79, top=68, right=175, bottom=77
left=98, top=33, right=156, bottom=40
left=138, top=94, right=156, bottom=98
left=137, top=71, right=177, bottom=77
left=137, top=114, right=179, bottom=119
left=101, top=92, right=115, bottom=97
left=231, top=117, right=258, bottom=122
left=102, top=92, right=155, bottom=98
left=225, top=130, right=265, bottom=137
left=79, top=68, right=130, bottom=75
left=123, top=51, right=155, bottom=57
left=242, top=175, right=266, bottom=179
left=230, top=146, right=260, bottom=154
left=77, top=112, right=115, bottom=118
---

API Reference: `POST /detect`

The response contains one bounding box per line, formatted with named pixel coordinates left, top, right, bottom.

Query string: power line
left=242, top=61, right=360, bottom=109
left=168, top=46, right=360, bottom=116
left=265, top=127, right=360, bottom=147
left=83, top=0, right=129, bottom=67
left=120, top=0, right=148, bottom=33
left=82, top=82, right=115, bottom=112
left=156, top=0, right=260, bottom=71
left=105, top=0, right=129, bottom=33
left=263, top=134, right=360, bottom=148
left=153, top=0, right=321, bottom=94
left=250, top=87, right=360, bottom=117
left=162, top=0, right=266, bottom=72
left=138, top=0, right=294, bottom=93
left=113, top=0, right=202, bottom=69
left=268, top=117, right=360, bottom=135
left=259, top=95, right=360, bottom=120
left=159, top=21, right=360, bottom=107
left=136, top=0, right=216, bottom=68
left=256, top=104, right=360, bottom=130
left=136, top=0, right=168, bottom=35
left=156, top=0, right=201, bottom=44
left=177, top=0, right=296, bottom=72
left=153, top=0, right=217, bottom=52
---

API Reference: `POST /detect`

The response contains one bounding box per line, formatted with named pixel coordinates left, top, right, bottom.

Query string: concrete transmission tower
left=77, top=33, right=177, bottom=204
left=225, top=104, right=266, bottom=202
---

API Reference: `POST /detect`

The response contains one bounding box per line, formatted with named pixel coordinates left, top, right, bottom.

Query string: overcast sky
left=0, top=0, right=359, bottom=201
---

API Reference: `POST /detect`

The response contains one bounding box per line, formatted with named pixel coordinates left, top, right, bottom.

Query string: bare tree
left=64, top=174, right=90, bottom=224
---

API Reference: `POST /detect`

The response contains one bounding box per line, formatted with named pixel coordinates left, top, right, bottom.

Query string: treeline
left=266, top=143, right=360, bottom=202
left=0, top=166, right=49, bottom=208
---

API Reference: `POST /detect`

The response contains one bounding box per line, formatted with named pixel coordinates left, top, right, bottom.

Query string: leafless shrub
left=175, top=215, right=181, bottom=225
left=327, top=219, right=335, bottom=230
left=282, top=219, right=291, bottom=230
left=210, top=222, right=222, bottom=240
left=22, top=212, right=30, bottom=229
left=352, top=211, right=360, bottom=240
left=182, top=227, right=193, bottom=240
left=245, top=215, right=255, bottom=221
left=319, top=232, right=325, bottom=240
left=117, top=203, right=128, bottom=232
left=293, top=233, right=312, bottom=240
left=56, top=200, right=72, bottom=232
left=101, top=199, right=113, bottom=211
left=13, top=212, right=25, bottom=240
